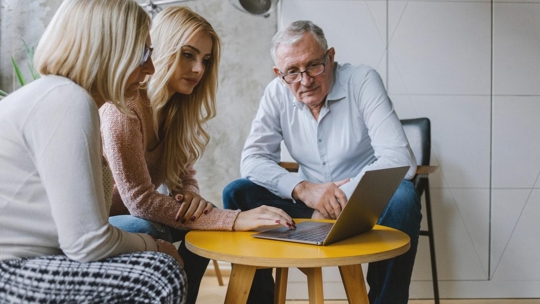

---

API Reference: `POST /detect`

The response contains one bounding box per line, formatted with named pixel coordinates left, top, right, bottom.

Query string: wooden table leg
left=212, top=259, right=224, bottom=286
left=274, top=268, right=288, bottom=304
left=225, top=264, right=257, bottom=304
left=339, top=264, right=369, bottom=304
left=299, top=267, right=324, bottom=304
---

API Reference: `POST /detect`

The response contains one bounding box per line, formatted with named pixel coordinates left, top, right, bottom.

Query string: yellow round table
left=186, top=220, right=410, bottom=304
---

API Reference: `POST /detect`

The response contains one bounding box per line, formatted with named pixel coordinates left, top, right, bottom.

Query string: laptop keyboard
left=278, top=222, right=333, bottom=242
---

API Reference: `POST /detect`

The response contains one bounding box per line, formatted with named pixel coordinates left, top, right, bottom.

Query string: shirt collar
left=327, top=62, right=346, bottom=102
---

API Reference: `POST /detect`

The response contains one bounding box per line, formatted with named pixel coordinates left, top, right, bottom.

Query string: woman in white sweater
left=0, top=0, right=186, bottom=303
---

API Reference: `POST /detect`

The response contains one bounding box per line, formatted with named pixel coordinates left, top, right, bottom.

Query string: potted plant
left=0, top=41, right=40, bottom=100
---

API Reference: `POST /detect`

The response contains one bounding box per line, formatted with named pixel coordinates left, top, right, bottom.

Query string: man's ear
left=327, top=47, right=336, bottom=64
left=273, top=66, right=281, bottom=78
left=273, top=66, right=286, bottom=83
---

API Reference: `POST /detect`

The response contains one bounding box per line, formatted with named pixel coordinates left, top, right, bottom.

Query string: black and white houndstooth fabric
left=0, top=251, right=186, bottom=304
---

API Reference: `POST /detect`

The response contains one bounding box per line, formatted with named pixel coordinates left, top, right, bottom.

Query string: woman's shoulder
left=100, top=91, right=148, bottom=119
left=25, top=75, right=91, bottom=104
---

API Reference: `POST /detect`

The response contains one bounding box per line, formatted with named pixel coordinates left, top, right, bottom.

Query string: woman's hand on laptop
left=233, top=205, right=296, bottom=231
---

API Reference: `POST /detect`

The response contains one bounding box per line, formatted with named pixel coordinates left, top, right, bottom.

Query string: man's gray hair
left=270, top=20, right=328, bottom=65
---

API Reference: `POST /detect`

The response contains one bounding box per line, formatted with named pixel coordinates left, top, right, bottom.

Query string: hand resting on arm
left=173, top=192, right=214, bottom=223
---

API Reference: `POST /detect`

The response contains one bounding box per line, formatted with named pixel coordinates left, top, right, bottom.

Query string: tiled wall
left=280, top=0, right=540, bottom=299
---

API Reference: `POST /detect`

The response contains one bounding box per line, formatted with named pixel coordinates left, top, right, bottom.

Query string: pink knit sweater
left=100, top=94, right=240, bottom=231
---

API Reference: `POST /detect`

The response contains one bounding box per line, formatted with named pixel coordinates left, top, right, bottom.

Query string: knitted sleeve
left=100, top=101, right=239, bottom=231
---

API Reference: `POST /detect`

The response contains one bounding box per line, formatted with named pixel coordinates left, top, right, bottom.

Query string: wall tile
left=280, top=0, right=388, bottom=84
left=491, top=189, right=531, bottom=278
left=388, top=1, right=491, bottom=95
left=493, top=3, right=540, bottom=95
left=491, top=189, right=540, bottom=280
left=426, top=188, right=490, bottom=280
left=390, top=95, right=491, bottom=189
left=492, top=96, right=540, bottom=189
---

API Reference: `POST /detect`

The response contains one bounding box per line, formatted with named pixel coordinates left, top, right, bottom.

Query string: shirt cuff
left=277, top=173, right=305, bottom=199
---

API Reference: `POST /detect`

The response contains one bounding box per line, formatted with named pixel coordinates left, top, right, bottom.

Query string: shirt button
left=318, top=139, right=322, bottom=142
left=323, top=162, right=326, bottom=165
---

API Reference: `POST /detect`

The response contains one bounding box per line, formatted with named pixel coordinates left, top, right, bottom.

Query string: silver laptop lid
left=323, top=166, right=410, bottom=245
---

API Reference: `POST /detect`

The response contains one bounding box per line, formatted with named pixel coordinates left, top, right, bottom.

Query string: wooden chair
left=278, top=117, right=439, bottom=303
left=401, top=117, right=439, bottom=304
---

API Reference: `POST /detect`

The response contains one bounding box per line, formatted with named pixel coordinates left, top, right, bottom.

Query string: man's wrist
left=292, top=181, right=306, bottom=200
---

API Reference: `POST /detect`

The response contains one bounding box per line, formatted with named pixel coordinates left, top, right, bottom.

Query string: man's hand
left=292, top=178, right=350, bottom=219
left=174, top=192, right=214, bottom=223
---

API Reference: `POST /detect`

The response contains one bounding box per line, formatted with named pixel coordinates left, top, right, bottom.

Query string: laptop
left=251, top=166, right=410, bottom=246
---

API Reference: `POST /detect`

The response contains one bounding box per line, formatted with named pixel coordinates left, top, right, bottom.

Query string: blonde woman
left=0, top=0, right=187, bottom=303
left=100, top=6, right=294, bottom=304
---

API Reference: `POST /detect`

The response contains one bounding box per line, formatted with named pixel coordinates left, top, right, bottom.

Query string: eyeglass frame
left=140, top=46, right=153, bottom=66
left=278, top=50, right=329, bottom=84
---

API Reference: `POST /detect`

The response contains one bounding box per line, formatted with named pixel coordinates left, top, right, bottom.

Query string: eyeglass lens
left=282, top=51, right=329, bottom=84
left=283, top=64, right=325, bottom=83
left=140, top=47, right=152, bottom=66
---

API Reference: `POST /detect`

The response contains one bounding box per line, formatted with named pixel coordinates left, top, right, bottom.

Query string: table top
left=185, top=220, right=410, bottom=268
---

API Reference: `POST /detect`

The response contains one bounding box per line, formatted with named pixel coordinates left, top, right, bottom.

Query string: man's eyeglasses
left=140, top=46, right=153, bottom=66
left=279, top=50, right=329, bottom=84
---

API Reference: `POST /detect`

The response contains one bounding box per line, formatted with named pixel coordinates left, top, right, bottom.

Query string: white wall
left=280, top=0, right=540, bottom=300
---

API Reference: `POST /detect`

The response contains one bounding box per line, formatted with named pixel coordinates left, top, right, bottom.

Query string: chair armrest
left=416, top=165, right=438, bottom=175
left=278, top=162, right=299, bottom=173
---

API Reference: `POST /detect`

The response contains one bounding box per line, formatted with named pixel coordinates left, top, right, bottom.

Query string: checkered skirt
left=0, top=251, right=186, bottom=303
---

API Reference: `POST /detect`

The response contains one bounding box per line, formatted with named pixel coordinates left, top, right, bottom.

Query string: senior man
left=223, top=20, right=421, bottom=304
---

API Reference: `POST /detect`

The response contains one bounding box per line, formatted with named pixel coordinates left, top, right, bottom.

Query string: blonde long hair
left=147, top=6, right=221, bottom=193
left=34, top=0, right=150, bottom=114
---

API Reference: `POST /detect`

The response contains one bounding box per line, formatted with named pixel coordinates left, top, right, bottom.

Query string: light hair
left=146, top=6, right=221, bottom=193
left=34, top=0, right=151, bottom=114
left=270, top=20, right=328, bottom=65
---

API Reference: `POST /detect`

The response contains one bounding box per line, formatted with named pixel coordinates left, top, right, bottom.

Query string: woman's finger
left=174, top=202, right=188, bottom=223
left=188, top=199, right=208, bottom=221
left=203, top=202, right=214, bottom=214
left=181, top=196, right=199, bottom=222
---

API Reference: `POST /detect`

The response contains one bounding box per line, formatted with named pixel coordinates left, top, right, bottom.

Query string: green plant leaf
left=23, top=40, right=39, bottom=80
left=11, top=57, right=26, bottom=87
left=0, top=89, right=7, bottom=99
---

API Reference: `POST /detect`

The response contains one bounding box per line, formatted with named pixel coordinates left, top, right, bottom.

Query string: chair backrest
left=400, top=118, right=431, bottom=167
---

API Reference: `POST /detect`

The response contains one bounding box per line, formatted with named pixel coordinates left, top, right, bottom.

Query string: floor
left=197, top=267, right=540, bottom=304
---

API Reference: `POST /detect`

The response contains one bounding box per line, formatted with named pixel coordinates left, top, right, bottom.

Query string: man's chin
left=300, top=96, right=325, bottom=107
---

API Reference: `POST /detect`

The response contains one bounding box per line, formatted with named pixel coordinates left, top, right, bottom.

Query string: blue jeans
left=222, top=178, right=422, bottom=304
left=109, top=215, right=209, bottom=304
